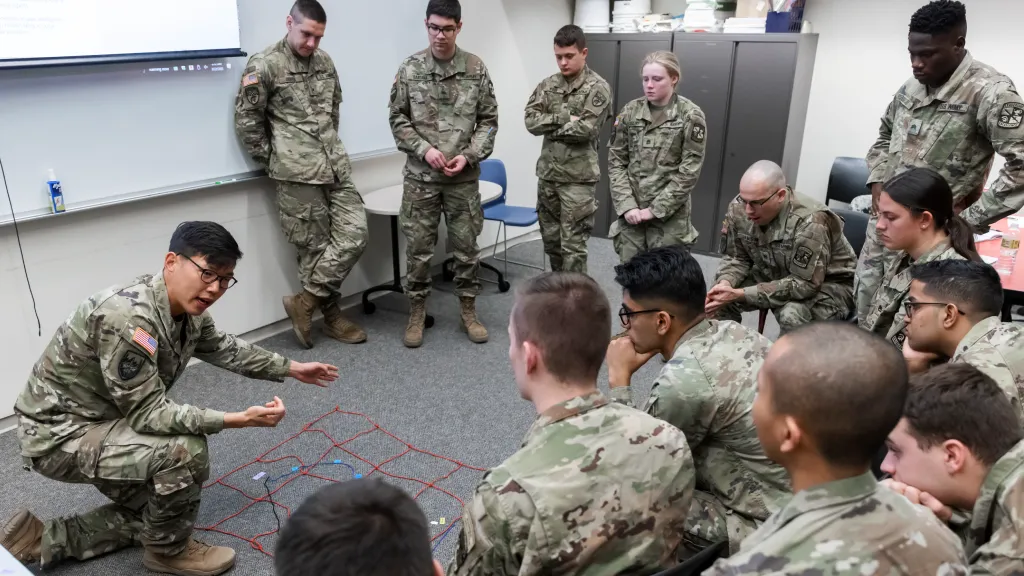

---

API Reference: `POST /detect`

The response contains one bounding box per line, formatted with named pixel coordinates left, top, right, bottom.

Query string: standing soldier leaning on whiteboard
left=524, top=24, right=613, bottom=274
left=234, top=0, right=369, bottom=349
left=855, top=0, right=1024, bottom=322
left=389, top=0, right=499, bottom=348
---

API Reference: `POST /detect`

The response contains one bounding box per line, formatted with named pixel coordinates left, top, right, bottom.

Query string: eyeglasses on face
left=735, top=188, right=783, bottom=208
left=427, top=23, right=457, bottom=37
left=618, top=305, right=673, bottom=327
left=902, top=300, right=964, bottom=318
left=180, top=254, right=238, bottom=289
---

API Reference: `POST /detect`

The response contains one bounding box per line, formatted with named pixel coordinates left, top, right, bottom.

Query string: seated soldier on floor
left=881, top=363, right=1024, bottom=574
left=606, top=245, right=790, bottom=558
left=901, top=259, right=1024, bottom=422
left=275, top=477, right=443, bottom=576
left=706, top=160, right=856, bottom=334
left=705, top=323, right=967, bottom=574
left=447, top=272, right=695, bottom=576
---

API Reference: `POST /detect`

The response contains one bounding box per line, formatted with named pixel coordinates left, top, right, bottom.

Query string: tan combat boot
left=142, top=538, right=235, bottom=576
left=404, top=298, right=426, bottom=348
left=1, top=508, right=42, bottom=564
left=322, top=300, right=367, bottom=344
left=282, top=290, right=319, bottom=349
left=459, top=297, right=488, bottom=343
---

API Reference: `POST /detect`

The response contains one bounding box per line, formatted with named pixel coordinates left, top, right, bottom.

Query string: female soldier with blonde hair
left=607, top=50, right=708, bottom=262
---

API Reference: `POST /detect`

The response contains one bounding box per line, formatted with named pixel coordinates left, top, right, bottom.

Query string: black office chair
left=655, top=541, right=729, bottom=576
left=825, top=157, right=871, bottom=207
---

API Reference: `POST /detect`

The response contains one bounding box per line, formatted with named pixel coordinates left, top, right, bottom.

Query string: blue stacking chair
left=479, top=159, right=544, bottom=283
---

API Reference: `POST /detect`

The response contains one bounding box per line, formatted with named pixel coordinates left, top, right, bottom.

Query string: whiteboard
left=0, top=0, right=429, bottom=219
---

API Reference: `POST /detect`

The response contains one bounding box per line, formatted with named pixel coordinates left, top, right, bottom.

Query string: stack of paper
left=724, top=16, right=766, bottom=33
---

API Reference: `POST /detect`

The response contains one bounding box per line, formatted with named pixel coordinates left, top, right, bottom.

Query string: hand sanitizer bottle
left=46, top=169, right=65, bottom=214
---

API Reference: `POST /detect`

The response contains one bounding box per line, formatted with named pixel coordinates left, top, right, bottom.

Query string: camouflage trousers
left=715, top=278, right=854, bottom=335
left=609, top=211, right=698, bottom=263
left=275, top=176, right=368, bottom=300
left=25, top=420, right=210, bottom=567
left=682, top=490, right=760, bottom=557
left=536, top=179, right=598, bottom=274
left=400, top=178, right=484, bottom=300
left=854, top=216, right=886, bottom=323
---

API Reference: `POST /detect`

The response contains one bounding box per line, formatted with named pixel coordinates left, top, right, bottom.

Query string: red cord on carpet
left=196, top=407, right=486, bottom=557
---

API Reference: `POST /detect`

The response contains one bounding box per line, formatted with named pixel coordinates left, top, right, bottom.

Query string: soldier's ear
left=941, top=439, right=970, bottom=475
left=779, top=415, right=801, bottom=455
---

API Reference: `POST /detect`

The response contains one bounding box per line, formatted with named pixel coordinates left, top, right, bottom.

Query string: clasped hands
left=425, top=147, right=469, bottom=177
left=624, top=208, right=655, bottom=226
left=704, top=281, right=744, bottom=316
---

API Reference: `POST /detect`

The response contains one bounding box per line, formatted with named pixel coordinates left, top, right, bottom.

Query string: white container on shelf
left=574, top=0, right=611, bottom=29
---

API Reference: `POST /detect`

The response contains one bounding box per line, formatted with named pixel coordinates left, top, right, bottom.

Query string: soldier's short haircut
left=290, top=0, right=327, bottom=24
left=275, top=478, right=434, bottom=576
left=909, top=0, right=966, bottom=36
left=767, top=322, right=908, bottom=468
left=427, top=0, right=461, bottom=23
left=911, top=260, right=1003, bottom=319
left=168, top=221, right=242, bottom=269
left=613, top=245, right=705, bottom=321
left=554, top=25, right=587, bottom=51
left=903, top=363, right=1022, bottom=467
left=512, top=272, right=611, bottom=384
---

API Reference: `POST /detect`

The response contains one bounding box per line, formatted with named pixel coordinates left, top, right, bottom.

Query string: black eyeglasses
left=619, top=305, right=673, bottom=327
left=181, top=254, right=238, bottom=289
left=427, top=23, right=457, bottom=36
left=903, top=301, right=964, bottom=318
left=735, top=188, right=783, bottom=208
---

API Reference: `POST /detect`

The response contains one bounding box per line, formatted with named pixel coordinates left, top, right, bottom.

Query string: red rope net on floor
left=196, top=406, right=486, bottom=557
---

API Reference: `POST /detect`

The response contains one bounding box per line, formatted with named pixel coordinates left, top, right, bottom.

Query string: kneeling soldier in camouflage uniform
left=234, top=0, right=369, bottom=349
left=1, top=222, right=338, bottom=576
left=708, top=160, right=856, bottom=335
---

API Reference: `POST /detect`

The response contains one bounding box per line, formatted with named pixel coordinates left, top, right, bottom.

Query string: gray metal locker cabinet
left=585, top=33, right=672, bottom=240
left=674, top=33, right=818, bottom=254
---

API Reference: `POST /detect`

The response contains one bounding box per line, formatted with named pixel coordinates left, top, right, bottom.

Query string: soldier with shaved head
left=707, top=160, right=857, bottom=334
left=704, top=322, right=967, bottom=575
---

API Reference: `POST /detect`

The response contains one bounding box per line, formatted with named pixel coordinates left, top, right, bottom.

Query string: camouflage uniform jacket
left=967, top=439, right=1024, bottom=573
left=715, top=191, right=857, bottom=309
left=524, top=66, right=613, bottom=183
left=607, top=94, right=707, bottom=222
left=860, top=239, right=966, bottom=349
left=866, top=52, right=1024, bottom=229
left=951, top=316, right=1024, bottom=424
left=389, top=47, right=499, bottom=184
left=234, top=37, right=351, bottom=184
left=704, top=472, right=968, bottom=575
left=446, top=391, right=695, bottom=576
left=14, top=273, right=291, bottom=458
left=610, top=320, right=791, bottom=532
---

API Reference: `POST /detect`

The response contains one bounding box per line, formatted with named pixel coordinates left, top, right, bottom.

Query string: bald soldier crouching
left=0, top=222, right=338, bottom=576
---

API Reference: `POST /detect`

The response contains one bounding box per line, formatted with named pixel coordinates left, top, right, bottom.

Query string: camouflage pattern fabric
left=951, top=316, right=1024, bottom=424
left=714, top=191, right=856, bottom=334
left=536, top=180, right=597, bottom=273
left=400, top=179, right=483, bottom=300
left=855, top=52, right=1024, bottom=320
left=525, top=66, right=612, bottom=274
left=610, top=319, right=791, bottom=555
left=446, top=392, right=695, bottom=576
left=966, top=438, right=1024, bottom=573
left=28, top=420, right=209, bottom=565
left=389, top=47, right=499, bottom=184
left=607, top=94, right=707, bottom=262
left=234, top=37, right=354, bottom=185
left=275, top=180, right=368, bottom=299
left=859, top=240, right=967, bottom=350
left=703, top=472, right=968, bottom=575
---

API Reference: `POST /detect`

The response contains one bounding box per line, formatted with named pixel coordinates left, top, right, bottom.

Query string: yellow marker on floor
left=440, top=517, right=446, bottom=525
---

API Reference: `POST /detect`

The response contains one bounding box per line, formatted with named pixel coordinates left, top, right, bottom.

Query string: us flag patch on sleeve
left=242, top=73, right=259, bottom=87
left=132, top=327, right=158, bottom=356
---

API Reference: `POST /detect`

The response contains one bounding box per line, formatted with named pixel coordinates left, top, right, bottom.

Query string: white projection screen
left=0, top=0, right=244, bottom=68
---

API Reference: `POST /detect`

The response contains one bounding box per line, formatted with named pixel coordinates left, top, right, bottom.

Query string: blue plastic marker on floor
left=355, top=474, right=362, bottom=479
left=334, top=459, right=341, bottom=464
left=292, top=466, right=299, bottom=472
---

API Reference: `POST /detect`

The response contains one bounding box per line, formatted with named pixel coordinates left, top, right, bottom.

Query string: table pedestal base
left=361, top=215, right=435, bottom=328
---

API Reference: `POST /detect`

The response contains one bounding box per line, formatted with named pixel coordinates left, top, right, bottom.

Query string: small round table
left=360, top=181, right=504, bottom=324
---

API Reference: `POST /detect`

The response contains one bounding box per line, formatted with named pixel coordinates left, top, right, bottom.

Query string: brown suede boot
left=282, top=290, right=319, bottom=349
left=404, top=299, right=426, bottom=348
left=459, top=297, right=488, bottom=343
left=1, top=508, right=42, bottom=564
left=142, top=537, right=235, bottom=576
left=322, top=300, right=367, bottom=344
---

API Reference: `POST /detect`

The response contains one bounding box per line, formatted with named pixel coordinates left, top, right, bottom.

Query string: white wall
left=795, top=0, right=1024, bottom=200
left=0, top=0, right=573, bottom=418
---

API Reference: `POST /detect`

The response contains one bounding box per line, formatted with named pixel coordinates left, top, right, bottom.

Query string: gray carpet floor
left=0, top=237, right=777, bottom=575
